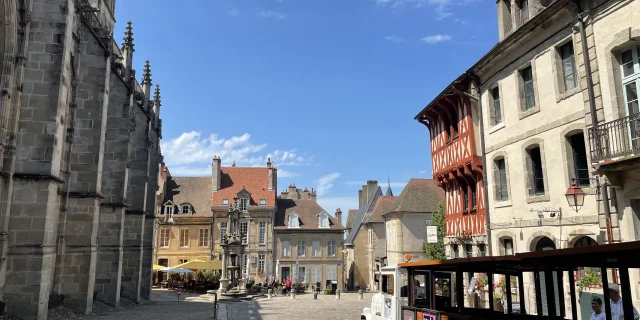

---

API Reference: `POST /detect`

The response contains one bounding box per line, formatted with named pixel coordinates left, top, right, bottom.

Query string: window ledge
left=526, top=194, right=551, bottom=204
left=518, top=106, right=540, bottom=120
left=556, top=86, right=581, bottom=102
left=489, top=122, right=506, bottom=134
left=494, top=200, right=512, bottom=208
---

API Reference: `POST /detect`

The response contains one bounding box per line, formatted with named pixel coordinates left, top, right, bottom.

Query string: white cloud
left=277, top=169, right=299, bottom=178
left=421, top=34, right=452, bottom=44
left=375, top=0, right=477, bottom=20
left=455, top=17, right=468, bottom=25
left=258, top=10, right=287, bottom=19
left=418, top=169, right=428, bottom=175
left=229, top=8, right=241, bottom=16
left=385, top=35, right=405, bottom=42
left=160, top=131, right=311, bottom=176
left=314, top=173, right=340, bottom=196
left=344, top=180, right=406, bottom=188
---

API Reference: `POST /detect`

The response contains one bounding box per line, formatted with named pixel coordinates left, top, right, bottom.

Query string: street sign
left=427, top=226, right=438, bottom=243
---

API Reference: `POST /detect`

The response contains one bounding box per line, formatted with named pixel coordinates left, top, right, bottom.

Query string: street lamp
left=564, top=179, right=586, bottom=213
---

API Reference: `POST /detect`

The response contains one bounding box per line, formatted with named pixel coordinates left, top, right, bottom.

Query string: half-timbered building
left=414, top=74, right=488, bottom=259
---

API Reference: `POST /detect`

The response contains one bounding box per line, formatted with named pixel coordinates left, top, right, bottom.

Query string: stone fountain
left=218, top=197, right=247, bottom=296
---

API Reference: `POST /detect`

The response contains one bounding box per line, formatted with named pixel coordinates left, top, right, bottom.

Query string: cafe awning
left=172, top=259, right=223, bottom=270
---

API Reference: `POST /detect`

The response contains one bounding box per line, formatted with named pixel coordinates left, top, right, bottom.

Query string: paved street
left=85, top=289, right=374, bottom=320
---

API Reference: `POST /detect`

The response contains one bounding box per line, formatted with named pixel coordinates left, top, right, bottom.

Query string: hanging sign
left=427, top=226, right=438, bottom=243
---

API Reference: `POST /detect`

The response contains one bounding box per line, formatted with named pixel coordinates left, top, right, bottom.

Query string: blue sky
left=114, top=0, right=497, bottom=223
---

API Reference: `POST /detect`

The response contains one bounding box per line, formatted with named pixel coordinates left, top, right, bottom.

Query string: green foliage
left=425, top=201, right=446, bottom=261
left=576, top=268, right=602, bottom=292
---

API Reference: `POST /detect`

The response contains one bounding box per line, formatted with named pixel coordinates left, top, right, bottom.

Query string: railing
left=588, top=112, right=640, bottom=163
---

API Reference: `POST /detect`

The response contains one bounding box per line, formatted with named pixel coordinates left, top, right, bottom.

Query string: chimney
left=267, top=157, right=272, bottom=168
left=268, top=166, right=277, bottom=192
left=335, top=208, right=342, bottom=226
left=288, top=184, right=296, bottom=194
left=358, top=189, right=363, bottom=209
left=302, top=188, right=309, bottom=199
left=366, top=180, right=378, bottom=202
left=212, top=156, right=221, bottom=192
left=310, top=188, right=317, bottom=202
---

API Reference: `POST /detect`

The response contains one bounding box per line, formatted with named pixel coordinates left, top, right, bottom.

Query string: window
left=527, top=146, right=545, bottom=195
left=239, top=198, right=248, bottom=211
left=453, top=244, right=459, bottom=258
left=518, top=0, right=529, bottom=25
left=312, top=241, right=321, bottom=257
left=258, top=254, right=265, bottom=272
left=491, top=86, right=502, bottom=125
left=259, top=199, right=266, bottom=205
left=311, top=266, right=321, bottom=285
left=165, top=205, right=174, bottom=215
left=381, top=274, right=394, bottom=295
left=560, top=42, right=577, bottom=91
left=240, top=221, right=248, bottom=244
left=569, top=133, right=589, bottom=187
left=495, top=158, right=509, bottom=201
left=282, top=241, right=291, bottom=257
left=288, top=213, right=300, bottom=228
left=328, top=241, right=336, bottom=257
left=327, top=265, right=337, bottom=281
left=522, top=66, right=535, bottom=110
left=297, top=241, right=306, bottom=257
left=179, top=229, right=189, bottom=248
left=318, top=212, right=330, bottom=228
left=198, top=229, right=209, bottom=247
left=503, top=238, right=514, bottom=255
left=471, top=184, right=477, bottom=210
left=182, top=205, right=190, bottom=214
left=452, top=110, right=459, bottom=138
left=222, top=199, right=229, bottom=205
left=478, top=244, right=486, bottom=257
left=463, top=187, right=469, bottom=212
left=220, top=222, right=227, bottom=242
left=258, top=222, right=266, bottom=244
left=160, top=229, right=170, bottom=247
left=464, top=244, right=473, bottom=257
left=179, top=259, right=188, bottom=264
left=620, top=46, right=640, bottom=146
left=298, top=267, right=307, bottom=283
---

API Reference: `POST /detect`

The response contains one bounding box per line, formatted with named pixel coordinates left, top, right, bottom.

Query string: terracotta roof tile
left=366, top=196, right=398, bottom=223
left=274, top=199, right=344, bottom=230
left=163, top=176, right=212, bottom=217
left=213, top=167, right=276, bottom=207
left=385, top=179, right=444, bottom=215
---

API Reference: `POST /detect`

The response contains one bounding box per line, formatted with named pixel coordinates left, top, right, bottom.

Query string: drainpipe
left=574, top=0, right=598, bottom=131
left=465, top=73, right=493, bottom=256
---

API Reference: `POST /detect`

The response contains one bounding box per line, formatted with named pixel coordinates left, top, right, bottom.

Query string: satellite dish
left=540, top=0, right=552, bottom=7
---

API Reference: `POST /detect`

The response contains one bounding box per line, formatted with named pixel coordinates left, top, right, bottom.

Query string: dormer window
left=181, top=205, right=191, bottom=214
left=165, top=205, right=174, bottom=215
left=259, top=199, right=266, bottom=205
left=239, top=198, right=248, bottom=211
left=288, top=212, right=300, bottom=228
left=222, top=199, right=229, bottom=205
left=318, top=212, right=330, bottom=228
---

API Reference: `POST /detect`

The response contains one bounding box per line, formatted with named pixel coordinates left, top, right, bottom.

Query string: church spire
left=143, top=60, right=152, bottom=85
left=123, top=21, right=134, bottom=51
left=386, top=176, right=393, bottom=196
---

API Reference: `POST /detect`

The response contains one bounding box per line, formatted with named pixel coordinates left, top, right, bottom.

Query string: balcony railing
left=588, top=112, right=640, bottom=163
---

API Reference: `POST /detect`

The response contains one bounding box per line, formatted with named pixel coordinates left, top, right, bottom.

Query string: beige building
left=385, top=179, right=444, bottom=265
left=363, top=195, right=397, bottom=290
left=274, top=198, right=344, bottom=291
left=155, top=167, right=214, bottom=269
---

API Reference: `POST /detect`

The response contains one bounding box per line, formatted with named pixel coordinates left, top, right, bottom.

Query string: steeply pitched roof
left=365, top=196, right=398, bottom=223
left=385, top=178, right=444, bottom=215
left=274, top=199, right=343, bottom=230
left=163, top=176, right=212, bottom=217
left=345, top=185, right=383, bottom=245
left=346, top=209, right=357, bottom=229
left=213, top=167, right=276, bottom=207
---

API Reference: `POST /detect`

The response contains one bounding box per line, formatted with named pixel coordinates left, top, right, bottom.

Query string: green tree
left=425, top=201, right=446, bottom=261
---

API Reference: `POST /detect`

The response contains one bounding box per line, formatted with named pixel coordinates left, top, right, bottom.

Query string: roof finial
left=232, top=161, right=236, bottom=167
left=386, top=175, right=393, bottom=196
left=143, top=60, right=152, bottom=85
left=154, top=84, right=161, bottom=106
left=123, top=21, right=134, bottom=51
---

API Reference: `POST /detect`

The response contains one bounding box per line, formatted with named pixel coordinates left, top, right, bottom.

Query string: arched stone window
left=573, top=236, right=597, bottom=248
left=535, top=236, right=556, bottom=251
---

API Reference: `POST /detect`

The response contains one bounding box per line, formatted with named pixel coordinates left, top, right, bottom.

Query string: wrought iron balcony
left=588, top=112, right=640, bottom=163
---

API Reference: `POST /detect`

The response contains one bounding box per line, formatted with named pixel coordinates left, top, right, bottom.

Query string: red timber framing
left=415, top=76, right=485, bottom=238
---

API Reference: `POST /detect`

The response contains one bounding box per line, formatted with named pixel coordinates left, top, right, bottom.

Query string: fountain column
left=219, top=249, right=229, bottom=293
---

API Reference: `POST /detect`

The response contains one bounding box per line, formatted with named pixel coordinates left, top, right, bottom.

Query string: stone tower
left=0, top=1, right=163, bottom=319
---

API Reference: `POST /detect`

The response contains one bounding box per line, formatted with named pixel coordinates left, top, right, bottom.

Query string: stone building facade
left=362, top=194, right=396, bottom=291
left=384, top=179, right=444, bottom=265
left=274, top=199, right=344, bottom=290
left=155, top=167, right=214, bottom=269
left=0, top=0, right=163, bottom=319
left=278, top=184, right=317, bottom=201
left=211, top=157, right=278, bottom=285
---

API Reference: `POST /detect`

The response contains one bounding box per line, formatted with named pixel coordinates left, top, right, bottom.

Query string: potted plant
left=575, top=268, right=602, bottom=293
left=492, top=292, right=503, bottom=311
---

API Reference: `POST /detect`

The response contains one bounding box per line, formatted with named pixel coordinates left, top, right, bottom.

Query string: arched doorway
left=573, top=236, right=598, bottom=247
left=534, top=236, right=559, bottom=316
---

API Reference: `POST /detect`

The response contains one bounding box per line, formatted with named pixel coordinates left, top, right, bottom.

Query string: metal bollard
left=291, top=290, right=296, bottom=299
left=268, top=288, right=273, bottom=300
left=335, top=290, right=340, bottom=300
left=313, top=291, right=317, bottom=300
left=358, top=289, right=363, bottom=300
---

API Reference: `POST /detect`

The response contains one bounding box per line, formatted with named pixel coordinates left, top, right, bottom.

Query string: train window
left=381, top=275, right=394, bottom=295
